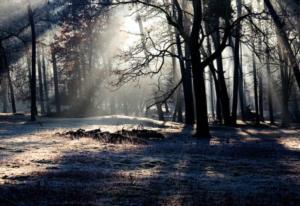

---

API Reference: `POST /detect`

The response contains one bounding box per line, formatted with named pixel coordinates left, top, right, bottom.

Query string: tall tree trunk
left=26, top=48, right=32, bottom=88
left=177, top=95, right=183, bottom=122
left=231, top=0, right=242, bottom=125
left=257, top=26, right=265, bottom=122
left=258, top=70, right=264, bottom=121
left=292, top=84, right=300, bottom=122
left=165, top=102, right=170, bottom=114
left=37, top=52, right=45, bottom=115
left=76, top=54, right=82, bottom=99
left=156, top=104, right=165, bottom=121
left=51, top=46, right=61, bottom=113
left=42, top=53, right=50, bottom=114
left=1, top=76, right=8, bottom=113
left=239, top=42, right=245, bottom=121
left=188, top=0, right=210, bottom=137
left=7, top=71, right=16, bottom=114
left=209, top=71, right=215, bottom=120
left=28, top=3, right=37, bottom=121
left=183, top=44, right=196, bottom=124
left=1, top=43, right=16, bottom=114
left=173, top=1, right=195, bottom=125
left=168, top=24, right=182, bottom=122
left=176, top=39, right=192, bottom=123
left=279, top=47, right=290, bottom=126
left=212, top=70, right=222, bottom=122
left=231, top=35, right=239, bottom=125
left=266, top=48, right=274, bottom=124
left=252, top=49, right=260, bottom=124
left=211, top=23, right=231, bottom=125
left=206, top=36, right=222, bottom=122
left=172, top=100, right=179, bottom=121
left=190, top=47, right=210, bottom=137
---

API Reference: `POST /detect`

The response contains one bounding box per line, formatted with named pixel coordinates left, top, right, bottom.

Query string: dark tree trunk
left=165, top=102, right=170, bottom=114
left=258, top=71, right=264, bottom=121
left=252, top=49, right=260, bottom=125
left=168, top=24, right=182, bottom=122
left=190, top=47, right=210, bottom=137
left=26, top=49, right=32, bottom=87
left=173, top=1, right=195, bottom=125
left=179, top=41, right=195, bottom=125
left=157, top=104, right=165, bottom=121
left=28, top=3, right=37, bottom=121
left=172, top=100, right=179, bottom=121
left=206, top=36, right=222, bottom=122
left=7, top=71, right=16, bottom=114
left=279, top=49, right=290, bottom=126
left=211, top=69, right=222, bottom=122
left=292, top=85, right=300, bottom=122
left=42, top=53, right=50, bottom=114
left=155, top=94, right=165, bottom=121
left=1, top=44, right=16, bottom=114
left=231, top=36, right=239, bottom=125
left=51, top=46, right=61, bottom=113
left=209, top=71, right=215, bottom=120
left=177, top=96, right=183, bottom=122
left=172, top=91, right=184, bottom=123
left=1, top=76, right=8, bottom=113
left=37, top=53, right=45, bottom=115
left=231, top=0, right=242, bottom=125
left=188, top=0, right=210, bottom=137
left=76, top=49, right=83, bottom=99
left=238, top=42, right=245, bottom=121
left=211, top=24, right=231, bottom=125
left=266, top=48, right=274, bottom=124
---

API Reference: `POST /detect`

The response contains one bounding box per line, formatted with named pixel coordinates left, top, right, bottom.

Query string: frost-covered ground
left=0, top=114, right=300, bottom=206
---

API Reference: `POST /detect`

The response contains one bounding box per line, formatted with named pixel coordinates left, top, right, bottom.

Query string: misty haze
left=0, top=0, right=300, bottom=205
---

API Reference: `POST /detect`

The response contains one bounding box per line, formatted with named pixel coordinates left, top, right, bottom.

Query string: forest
left=0, top=0, right=300, bottom=205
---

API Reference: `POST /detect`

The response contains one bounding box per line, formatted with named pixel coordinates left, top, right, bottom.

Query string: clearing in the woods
left=0, top=114, right=300, bottom=206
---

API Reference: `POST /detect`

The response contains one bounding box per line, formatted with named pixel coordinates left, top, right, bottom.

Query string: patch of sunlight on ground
left=204, top=166, right=225, bottom=178
left=0, top=131, right=140, bottom=185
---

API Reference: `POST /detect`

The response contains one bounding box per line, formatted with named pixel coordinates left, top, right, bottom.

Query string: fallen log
left=57, top=128, right=165, bottom=144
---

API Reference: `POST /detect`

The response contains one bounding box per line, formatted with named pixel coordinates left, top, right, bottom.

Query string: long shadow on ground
left=0, top=126, right=300, bottom=206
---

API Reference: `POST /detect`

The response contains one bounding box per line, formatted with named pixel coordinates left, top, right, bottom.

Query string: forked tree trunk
left=211, top=23, right=231, bottom=125
left=188, top=0, right=210, bottom=137
left=206, top=36, right=222, bottom=122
